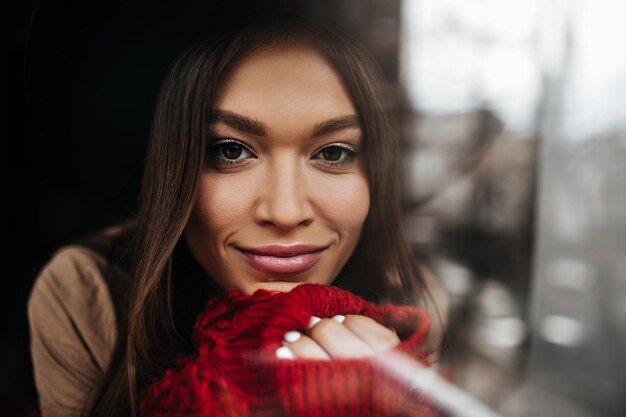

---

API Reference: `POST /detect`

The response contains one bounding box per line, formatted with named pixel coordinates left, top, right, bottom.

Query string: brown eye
left=312, top=144, right=359, bottom=167
left=322, top=147, right=343, bottom=161
left=207, top=139, right=256, bottom=167
left=222, top=143, right=243, bottom=159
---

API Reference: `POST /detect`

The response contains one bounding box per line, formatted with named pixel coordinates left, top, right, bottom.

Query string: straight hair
left=87, top=14, right=432, bottom=417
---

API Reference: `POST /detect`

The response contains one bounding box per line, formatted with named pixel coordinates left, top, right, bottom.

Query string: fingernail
left=308, top=316, right=321, bottom=329
left=276, top=346, right=295, bottom=360
left=332, top=314, right=346, bottom=324
left=284, top=331, right=301, bottom=343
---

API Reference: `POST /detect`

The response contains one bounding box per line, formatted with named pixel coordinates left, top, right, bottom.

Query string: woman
left=28, top=14, right=444, bottom=417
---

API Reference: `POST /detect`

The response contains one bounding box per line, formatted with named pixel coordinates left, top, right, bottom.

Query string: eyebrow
left=312, top=115, right=361, bottom=137
left=209, top=110, right=361, bottom=138
left=209, top=110, right=267, bottom=136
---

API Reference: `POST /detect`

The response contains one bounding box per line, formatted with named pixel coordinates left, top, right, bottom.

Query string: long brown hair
left=87, top=14, right=431, bottom=417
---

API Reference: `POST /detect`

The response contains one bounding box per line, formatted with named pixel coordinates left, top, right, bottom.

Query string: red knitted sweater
left=140, top=284, right=440, bottom=417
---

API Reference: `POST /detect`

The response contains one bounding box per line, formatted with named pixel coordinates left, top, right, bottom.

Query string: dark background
left=6, top=1, right=182, bottom=414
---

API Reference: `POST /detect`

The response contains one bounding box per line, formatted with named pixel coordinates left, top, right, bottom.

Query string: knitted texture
left=140, top=284, right=439, bottom=417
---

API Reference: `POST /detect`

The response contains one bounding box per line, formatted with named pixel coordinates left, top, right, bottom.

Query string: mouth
left=236, top=244, right=328, bottom=275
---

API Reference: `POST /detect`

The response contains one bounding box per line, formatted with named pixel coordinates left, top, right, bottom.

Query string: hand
left=276, top=314, right=400, bottom=360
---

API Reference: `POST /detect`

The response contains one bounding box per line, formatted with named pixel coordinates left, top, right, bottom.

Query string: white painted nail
left=276, top=346, right=295, bottom=360
left=284, top=331, right=302, bottom=343
left=308, top=316, right=322, bottom=329
left=332, top=314, right=346, bottom=324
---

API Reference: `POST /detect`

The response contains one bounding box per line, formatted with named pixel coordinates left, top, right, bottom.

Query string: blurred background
left=4, top=0, right=625, bottom=416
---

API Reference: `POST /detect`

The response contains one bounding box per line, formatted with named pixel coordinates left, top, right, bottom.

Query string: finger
left=276, top=346, right=295, bottom=360
left=343, top=315, right=401, bottom=353
left=283, top=331, right=331, bottom=360
left=307, top=318, right=375, bottom=358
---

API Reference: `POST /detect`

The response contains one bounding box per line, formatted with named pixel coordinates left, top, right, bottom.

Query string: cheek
left=188, top=174, right=256, bottom=239
left=311, top=171, right=370, bottom=235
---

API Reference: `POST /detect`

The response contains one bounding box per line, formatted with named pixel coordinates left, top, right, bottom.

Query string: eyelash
left=311, top=144, right=360, bottom=167
left=206, top=139, right=257, bottom=167
left=206, top=138, right=360, bottom=168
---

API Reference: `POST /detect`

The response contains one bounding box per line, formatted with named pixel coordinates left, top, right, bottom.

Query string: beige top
left=27, top=226, right=131, bottom=417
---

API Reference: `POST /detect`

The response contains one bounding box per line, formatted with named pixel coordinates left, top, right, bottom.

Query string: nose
left=254, top=155, right=315, bottom=230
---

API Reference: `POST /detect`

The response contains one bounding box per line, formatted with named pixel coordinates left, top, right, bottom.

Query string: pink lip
left=236, top=245, right=327, bottom=274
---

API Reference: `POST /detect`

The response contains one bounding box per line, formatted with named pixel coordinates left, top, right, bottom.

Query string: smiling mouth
left=236, top=244, right=328, bottom=275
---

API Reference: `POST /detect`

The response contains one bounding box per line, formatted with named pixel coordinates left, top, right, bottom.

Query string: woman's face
left=184, top=41, right=370, bottom=294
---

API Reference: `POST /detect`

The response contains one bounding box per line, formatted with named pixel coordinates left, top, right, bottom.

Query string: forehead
left=212, top=41, right=357, bottom=125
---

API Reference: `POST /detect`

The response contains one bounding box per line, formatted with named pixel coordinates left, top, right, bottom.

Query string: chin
left=246, top=281, right=307, bottom=294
